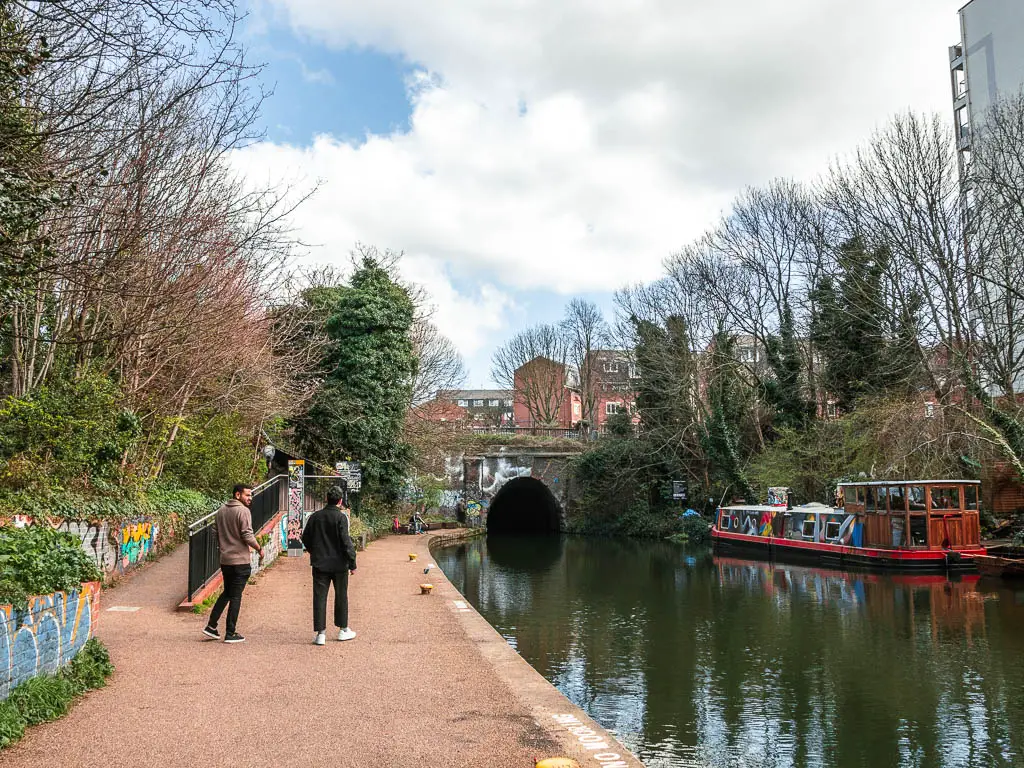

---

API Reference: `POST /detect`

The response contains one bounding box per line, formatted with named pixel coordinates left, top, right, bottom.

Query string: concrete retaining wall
left=0, top=582, right=101, bottom=700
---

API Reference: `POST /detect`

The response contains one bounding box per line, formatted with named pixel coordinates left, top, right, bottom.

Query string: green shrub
left=671, top=514, right=711, bottom=545
left=0, top=701, right=25, bottom=750
left=160, top=412, right=256, bottom=497
left=0, top=638, right=113, bottom=751
left=8, top=676, right=75, bottom=725
left=0, top=374, right=140, bottom=489
left=0, top=526, right=101, bottom=608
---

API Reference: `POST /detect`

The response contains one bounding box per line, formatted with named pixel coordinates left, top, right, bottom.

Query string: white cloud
left=241, top=0, right=966, bottom=371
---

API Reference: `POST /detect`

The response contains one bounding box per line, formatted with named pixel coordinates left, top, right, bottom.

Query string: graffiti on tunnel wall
left=0, top=582, right=100, bottom=700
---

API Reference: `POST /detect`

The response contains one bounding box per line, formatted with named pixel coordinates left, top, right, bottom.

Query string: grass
left=0, top=638, right=114, bottom=750
left=191, top=589, right=221, bottom=614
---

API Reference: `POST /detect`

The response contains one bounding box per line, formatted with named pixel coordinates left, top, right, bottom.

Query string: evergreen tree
left=301, top=257, right=417, bottom=501
left=701, top=334, right=755, bottom=502
left=763, top=304, right=815, bottom=432
left=809, top=237, right=918, bottom=412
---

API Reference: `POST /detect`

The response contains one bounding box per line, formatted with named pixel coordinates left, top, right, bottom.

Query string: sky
left=233, top=0, right=967, bottom=389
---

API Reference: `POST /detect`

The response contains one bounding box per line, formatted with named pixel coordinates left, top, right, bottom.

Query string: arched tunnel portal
left=487, top=476, right=563, bottom=534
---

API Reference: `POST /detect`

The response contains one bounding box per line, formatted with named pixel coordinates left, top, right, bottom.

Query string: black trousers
left=209, top=563, right=251, bottom=635
left=312, top=568, right=349, bottom=632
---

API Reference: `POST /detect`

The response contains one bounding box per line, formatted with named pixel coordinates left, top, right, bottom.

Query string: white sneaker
left=337, top=628, right=357, bottom=642
left=314, top=632, right=326, bottom=646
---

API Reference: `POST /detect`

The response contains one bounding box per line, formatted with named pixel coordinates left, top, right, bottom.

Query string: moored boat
left=972, top=554, right=1024, bottom=579
left=711, top=480, right=987, bottom=572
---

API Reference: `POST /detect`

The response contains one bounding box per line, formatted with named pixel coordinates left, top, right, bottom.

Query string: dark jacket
left=301, top=505, right=357, bottom=572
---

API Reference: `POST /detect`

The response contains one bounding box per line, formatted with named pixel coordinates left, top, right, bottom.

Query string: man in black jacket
left=301, top=486, right=357, bottom=646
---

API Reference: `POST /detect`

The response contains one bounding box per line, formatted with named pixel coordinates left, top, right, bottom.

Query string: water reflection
left=434, top=536, right=1024, bottom=768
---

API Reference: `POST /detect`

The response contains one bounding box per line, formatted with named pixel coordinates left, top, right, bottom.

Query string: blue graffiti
left=0, top=587, right=95, bottom=700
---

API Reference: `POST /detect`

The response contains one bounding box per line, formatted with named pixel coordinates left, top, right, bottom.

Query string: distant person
left=204, top=483, right=263, bottom=644
left=392, top=516, right=401, bottom=534
left=455, top=499, right=467, bottom=526
left=301, top=485, right=357, bottom=646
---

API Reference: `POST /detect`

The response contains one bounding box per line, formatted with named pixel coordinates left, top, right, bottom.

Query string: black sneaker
left=202, top=625, right=219, bottom=640
left=223, top=632, right=246, bottom=644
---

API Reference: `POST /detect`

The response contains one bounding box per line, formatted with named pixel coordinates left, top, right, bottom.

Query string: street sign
left=348, top=462, right=362, bottom=492
left=672, top=481, right=688, bottom=501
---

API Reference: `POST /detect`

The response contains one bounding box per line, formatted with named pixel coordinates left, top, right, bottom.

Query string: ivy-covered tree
left=701, top=333, right=755, bottom=503
left=809, top=237, right=920, bottom=412
left=763, top=304, right=815, bottom=432
left=300, top=257, right=417, bottom=501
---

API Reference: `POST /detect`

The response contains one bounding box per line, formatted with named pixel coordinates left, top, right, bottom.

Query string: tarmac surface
left=0, top=530, right=641, bottom=768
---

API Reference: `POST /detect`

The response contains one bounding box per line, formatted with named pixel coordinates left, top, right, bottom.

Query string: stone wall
left=0, top=582, right=101, bottom=700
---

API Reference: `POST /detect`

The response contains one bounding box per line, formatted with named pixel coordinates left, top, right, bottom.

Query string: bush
left=0, top=374, right=140, bottom=490
left=671, top=514, right=711, bottom=545
left=0, top=638, right=113, bottom=751
left=160, top=412, right=256, bottom=497
left=0, top=526, right=101, bottom=608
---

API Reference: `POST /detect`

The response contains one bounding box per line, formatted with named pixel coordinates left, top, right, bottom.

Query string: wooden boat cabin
left=711, top=480, right=986, bottom=571
left=837, top=480, right=982, bottom=551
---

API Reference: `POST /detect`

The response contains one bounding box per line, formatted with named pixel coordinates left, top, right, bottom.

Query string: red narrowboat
left=711, top=480, right=987, bottom=572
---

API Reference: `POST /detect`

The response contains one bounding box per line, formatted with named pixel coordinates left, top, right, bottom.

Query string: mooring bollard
left=408, top=553, right=418, bottom=562
left=419, top=583, right=434, bottom=594
left=535, top=759, right=580, bottom=768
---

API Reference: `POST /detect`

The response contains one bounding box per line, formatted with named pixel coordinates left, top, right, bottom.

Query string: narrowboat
left=711, top=480, right=987, bottom=572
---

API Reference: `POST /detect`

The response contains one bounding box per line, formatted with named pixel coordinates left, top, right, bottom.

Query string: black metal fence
left=186, top=475, right=287, bottom=602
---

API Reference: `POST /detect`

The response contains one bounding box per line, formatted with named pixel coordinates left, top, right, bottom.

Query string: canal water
left=434, top=535, right=1024, bottom=768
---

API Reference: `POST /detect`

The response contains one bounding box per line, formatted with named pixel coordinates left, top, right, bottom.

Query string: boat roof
left=720, top=505, right=786, bottom=513
left=837, top=479, right=980, bottom=487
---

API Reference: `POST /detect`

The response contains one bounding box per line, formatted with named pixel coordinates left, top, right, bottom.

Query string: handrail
left=188, top=474, right=288, bottom=533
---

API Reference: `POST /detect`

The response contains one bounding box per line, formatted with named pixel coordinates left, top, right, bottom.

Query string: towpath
left=0, top=531, right=640, bottom=767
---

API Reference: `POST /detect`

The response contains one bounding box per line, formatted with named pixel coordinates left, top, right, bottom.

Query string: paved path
left=0, top=531, right=639, bottom=768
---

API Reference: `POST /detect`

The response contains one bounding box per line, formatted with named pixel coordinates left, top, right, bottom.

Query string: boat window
left=890, top=517, right=905, bottom=547
left=856, top=486, right=865, bottom=504
left=909, top=516, right=928, bottom=546
left=801, top=519, right=816, bottom=539
left=876, top=486, right=888, bottom=513
left=930, top=486, right=960, bottom=511
left=964, top=485, right=979, bottom=510
left=908, top=486, right=927, bottom=511
left=888, top=486, right=906, bottom=513
left=825, top=521, right=841, bottom=540
left=843, top=486, right=856, bottom=505
left=865, top=487, right=877, bottom=512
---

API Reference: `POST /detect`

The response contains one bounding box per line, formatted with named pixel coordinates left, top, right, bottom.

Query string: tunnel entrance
left=487, top=477, right=562, bottom=534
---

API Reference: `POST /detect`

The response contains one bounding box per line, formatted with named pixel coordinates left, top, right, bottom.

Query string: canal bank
left=0, top=528, right=642, bottom=768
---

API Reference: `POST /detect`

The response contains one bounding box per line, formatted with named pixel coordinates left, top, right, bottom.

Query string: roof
left=719, top=505, right=787, bottom=513
left=837, top=479, right=981, bottom=486
left=438, top=389, right=513, bottom=401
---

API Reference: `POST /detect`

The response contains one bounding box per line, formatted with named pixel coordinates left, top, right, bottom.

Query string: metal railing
left=187, top=475, right=287, bottom=602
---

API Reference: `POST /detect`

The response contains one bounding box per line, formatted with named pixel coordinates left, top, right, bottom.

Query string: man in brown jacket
left=203, top=484, right=264, bottom=643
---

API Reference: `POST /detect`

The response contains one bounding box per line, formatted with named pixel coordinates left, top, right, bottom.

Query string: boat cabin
left=837, top=480, right=981, bottom=551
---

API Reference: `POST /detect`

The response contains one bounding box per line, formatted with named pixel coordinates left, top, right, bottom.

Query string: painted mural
left=287, top=460, right=305, bottom=550
left=717, top=506, right=862, bottom=547
left=0, top=582, right=100, bottom=700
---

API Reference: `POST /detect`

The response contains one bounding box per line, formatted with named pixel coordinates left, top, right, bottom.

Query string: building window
left=503, top=399, right=513, bottom=407
left=473, top=400, right=484, bottom=407
left=603, top=361, right=619, bottom=373
left=489, top=399, right=500, bottom=407
left=457, top=400, right=468, bottom=407
left=826, top=400, right=838, bottom=419
left=924, top=401, right=935, bottom=418
left=628, top=364, right=639, bottom=379
left=606, top=402, right=621, bottom=415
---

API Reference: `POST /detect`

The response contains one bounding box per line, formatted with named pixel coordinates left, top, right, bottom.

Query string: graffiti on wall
left=0, top=583, right=99, bottom=700
left=55, top=520, right=118, bottom=574
left=479, top=458, right=532, bottom=496
left=287, top=460, right=305, bottom=550
left=118, top=521, right=158, bottom=571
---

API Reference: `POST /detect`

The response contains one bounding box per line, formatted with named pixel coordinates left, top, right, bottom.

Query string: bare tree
left=491, top=325, right=569, bottom=428
left=410, top=318, right=466, bottom=407
left=560, top=298, right=608, bottom=428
